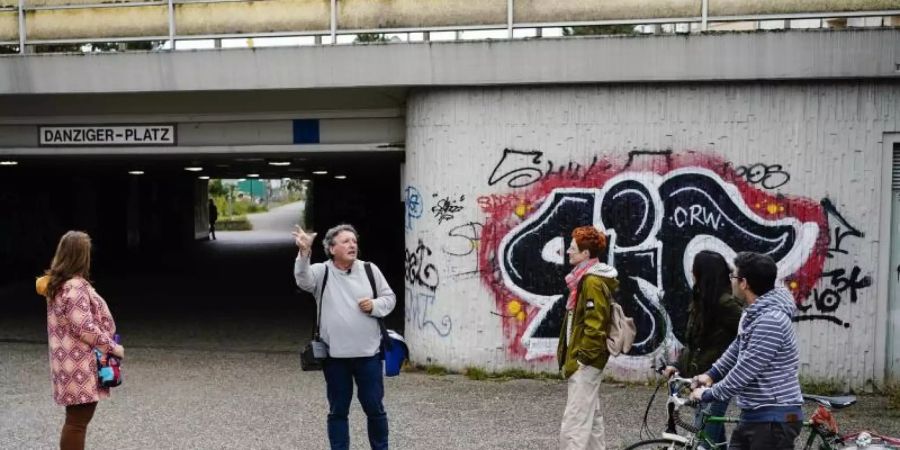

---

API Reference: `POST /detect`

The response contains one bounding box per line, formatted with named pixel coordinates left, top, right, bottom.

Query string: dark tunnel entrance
left=0, top=151, right=406, bottom=351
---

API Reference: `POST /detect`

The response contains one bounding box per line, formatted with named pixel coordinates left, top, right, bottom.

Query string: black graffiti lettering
left=431, top=194, right=465, bottom=224
left=624, top=150, right=673, bottom=169
left=793, top=314, right=849, bottom=328
left=821, top=266, right=872, bottom=304
left=405, top=239, right=440, bottom=291
left=444, top=222, right=483, bottom=257
left=821, top=198, right=864, bottom=258
left=488, top=148, right=546, bottom=188
left=499, top=171, right=812, bottom=356
left=735, top=163, right=791, bottom=189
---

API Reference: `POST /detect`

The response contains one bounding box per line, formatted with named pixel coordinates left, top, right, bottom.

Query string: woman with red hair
left=557, top=225, right=618, bottom=450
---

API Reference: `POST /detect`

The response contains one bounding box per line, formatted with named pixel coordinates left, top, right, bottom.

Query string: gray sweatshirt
left=294, top=255, right=396, bottom=358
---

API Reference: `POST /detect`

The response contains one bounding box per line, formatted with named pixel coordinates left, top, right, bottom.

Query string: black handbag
left=300, top=268, right=330, bottom=371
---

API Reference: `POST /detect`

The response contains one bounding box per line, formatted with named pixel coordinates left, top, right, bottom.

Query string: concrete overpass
left=1, top=28, right=899, bottom=386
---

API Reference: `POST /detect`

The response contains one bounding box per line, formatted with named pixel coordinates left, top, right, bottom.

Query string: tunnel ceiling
left=0, top=150, right=404, bottom=180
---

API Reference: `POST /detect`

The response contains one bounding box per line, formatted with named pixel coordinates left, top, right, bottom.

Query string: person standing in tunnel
left=36, top=231, right=125, bottom=450
left=293, top=223, right=396, bottom=450
left=208, top=198, right=218, bottom=240
left=557, top=225, right=618, bottom=450
left=662, top=250, right=744, bottom=448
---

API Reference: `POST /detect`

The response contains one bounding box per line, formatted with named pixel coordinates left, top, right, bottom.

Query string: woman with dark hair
left=36, top=231, right=125, bottom=450
left=663, top=250, right=744, bottom=447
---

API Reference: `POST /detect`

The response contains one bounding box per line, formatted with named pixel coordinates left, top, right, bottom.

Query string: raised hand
left=292, top=225, right=317, bottom=256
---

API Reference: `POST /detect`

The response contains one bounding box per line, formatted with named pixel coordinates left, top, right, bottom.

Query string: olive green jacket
left=675, top=292, right=744, bottom=377
left=557, top=265, right=619, bottom=379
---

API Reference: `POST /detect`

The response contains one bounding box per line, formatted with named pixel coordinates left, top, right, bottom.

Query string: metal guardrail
left=1, top=0, right=898, bottom=53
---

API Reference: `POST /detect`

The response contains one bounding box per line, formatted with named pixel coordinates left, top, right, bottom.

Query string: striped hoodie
left=702, top=287, right=803, bottom=415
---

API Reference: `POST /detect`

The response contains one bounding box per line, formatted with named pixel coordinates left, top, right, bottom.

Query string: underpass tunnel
left=0, top=150, right=406, bottom=350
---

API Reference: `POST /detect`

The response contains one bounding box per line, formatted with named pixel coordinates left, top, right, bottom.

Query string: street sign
left=39, top=125, right=177, bottom=146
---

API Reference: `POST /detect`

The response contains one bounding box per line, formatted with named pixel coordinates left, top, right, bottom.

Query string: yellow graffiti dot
left=778, top=206, right=785, bottom=212
left=516, top=311, right=527, bottom=322
left=507, top=300, right=522, bottom=315
left=766, top=204, right=780, bottom=215
left=515, top=203, right=529, bottom=218
left=789, top=281, right=799, bottom=289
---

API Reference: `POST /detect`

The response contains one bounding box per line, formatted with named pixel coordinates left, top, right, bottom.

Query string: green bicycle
left=624, top=375, right=900, bottom=450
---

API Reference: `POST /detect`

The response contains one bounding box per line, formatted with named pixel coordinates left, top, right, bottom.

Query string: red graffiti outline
left=478, top=152, right=828, bottom=359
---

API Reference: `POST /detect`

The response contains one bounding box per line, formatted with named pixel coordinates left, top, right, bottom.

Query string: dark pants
left=323, top=354, right=388, bottom=450
left=209, top=222, right=216, bottom=240
left=728, top=421, right=801, bottom=450
left=60, top=402, right=97, bottom=450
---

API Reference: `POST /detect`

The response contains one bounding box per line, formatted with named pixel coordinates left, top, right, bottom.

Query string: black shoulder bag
left=300, top=268, right=330, bottom=371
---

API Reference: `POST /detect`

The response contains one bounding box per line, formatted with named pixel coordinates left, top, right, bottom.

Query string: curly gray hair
left=322, top=224, right=358, bottom=258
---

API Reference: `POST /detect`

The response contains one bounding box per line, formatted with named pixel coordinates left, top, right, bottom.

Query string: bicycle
left=624, top=374, right=900, bottom=450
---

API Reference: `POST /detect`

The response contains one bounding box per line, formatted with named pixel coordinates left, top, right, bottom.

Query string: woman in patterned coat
left=37, top=231, right=125, bottom=450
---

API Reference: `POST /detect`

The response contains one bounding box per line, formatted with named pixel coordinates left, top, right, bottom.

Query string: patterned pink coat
left=46, top=277, right=117, bottom=406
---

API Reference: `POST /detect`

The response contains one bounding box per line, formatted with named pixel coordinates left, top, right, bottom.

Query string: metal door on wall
left=888, top=143, right=900, bottom=381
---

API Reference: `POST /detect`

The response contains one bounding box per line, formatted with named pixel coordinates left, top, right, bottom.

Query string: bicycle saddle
left=802, top=394, right=857, bottom=409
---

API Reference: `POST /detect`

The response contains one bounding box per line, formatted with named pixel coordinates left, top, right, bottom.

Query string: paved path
left=2, top=339, right=899, bottom=449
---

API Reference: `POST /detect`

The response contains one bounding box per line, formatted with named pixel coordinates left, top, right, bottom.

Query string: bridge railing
left=0, top=0, right=898, bottom=53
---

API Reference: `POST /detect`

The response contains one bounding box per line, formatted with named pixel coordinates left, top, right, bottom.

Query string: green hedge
left=217, top=216, right=252, bottom=231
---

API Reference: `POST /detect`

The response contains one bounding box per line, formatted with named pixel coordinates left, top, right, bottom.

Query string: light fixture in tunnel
left=199, top=176, right=210, bottom=180
left=237, top=178, right=246, bottom=182
left=268, top=161, right=291, bottom=167
left=184, top=167, right=203, bottom=172
left=312, top=170, right=328, bottom=175
left=0, top=160, right=18, bottom=166
left=301, top=179, right=310, bottom=183
left=334, top=175, right=347, bottom=180
left=128, top=170, right=144, bottom=175
left=247, top=174, right=259, bottom=178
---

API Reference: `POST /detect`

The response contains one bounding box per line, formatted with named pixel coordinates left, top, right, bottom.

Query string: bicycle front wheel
left=623, top=438, right=689, bottom=450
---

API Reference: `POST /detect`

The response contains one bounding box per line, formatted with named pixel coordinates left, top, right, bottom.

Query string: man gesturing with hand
left=293, top=224, right=396, bottom=450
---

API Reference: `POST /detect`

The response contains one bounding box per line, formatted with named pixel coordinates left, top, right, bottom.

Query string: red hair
left=572, top=226, right=607, bottom=258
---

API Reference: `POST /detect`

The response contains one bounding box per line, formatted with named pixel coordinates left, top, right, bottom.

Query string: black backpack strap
left=314, top=267, right=329, bottom=339
left=364, top=262, right=377, bottom=298
left=364, top=262, right=392, bottom=352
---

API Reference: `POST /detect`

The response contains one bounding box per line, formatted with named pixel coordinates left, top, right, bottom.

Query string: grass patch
left=800, top=377, right=847, bottom=396
left=217, top=216, right=252, bottom=231
left=885, top=383, right=900, bottom=411
left=464, top=367, right=562, bottom=381
left=400, top=364, right=450, bottom=376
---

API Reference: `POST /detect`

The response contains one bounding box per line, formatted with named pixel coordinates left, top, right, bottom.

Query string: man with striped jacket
left=690, top=251, right=803, bottom=449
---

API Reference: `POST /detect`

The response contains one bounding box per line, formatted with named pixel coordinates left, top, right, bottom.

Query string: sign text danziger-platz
left=39, top=125, right=177, bottom=146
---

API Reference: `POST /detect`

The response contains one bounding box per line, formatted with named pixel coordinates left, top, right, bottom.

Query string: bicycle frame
left=635, top=375, right=899, bottom=450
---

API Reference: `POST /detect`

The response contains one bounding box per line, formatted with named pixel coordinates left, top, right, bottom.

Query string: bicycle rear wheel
left=624, top=438, right=689, bottom=449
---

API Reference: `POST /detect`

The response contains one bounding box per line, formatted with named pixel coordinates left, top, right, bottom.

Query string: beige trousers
left=559, top=364, right=606, bottom=450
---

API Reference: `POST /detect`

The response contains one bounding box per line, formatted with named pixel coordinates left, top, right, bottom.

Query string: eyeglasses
left=729, top=274, right=744, bottom=281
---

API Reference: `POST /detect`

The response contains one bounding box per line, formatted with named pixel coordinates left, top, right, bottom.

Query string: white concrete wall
left=404, top=82, right=900, bottom=388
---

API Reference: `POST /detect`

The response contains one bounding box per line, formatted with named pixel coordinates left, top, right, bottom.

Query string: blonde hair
left=44, top=231, right=92, bottom=300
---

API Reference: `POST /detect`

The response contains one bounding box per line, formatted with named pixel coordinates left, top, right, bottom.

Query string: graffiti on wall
left=476, top=149, right=866, bottom=361
left=405, top=186, right=423, bottom=231
left=795, top=198, right=872, bottom=327
left=432, top=194, right=466, bottom=224
left=405, top=238, right=440, bottom=291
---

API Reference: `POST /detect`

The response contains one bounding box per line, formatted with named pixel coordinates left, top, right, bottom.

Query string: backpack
left=598, top=281, right=636, bottom=356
